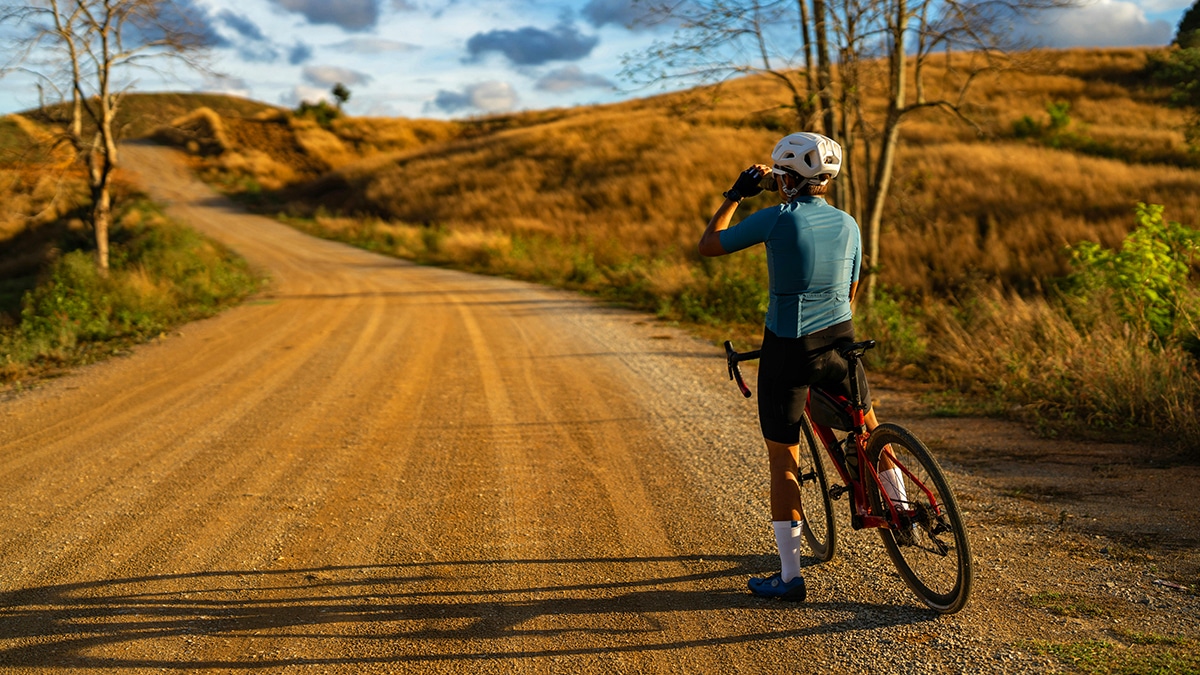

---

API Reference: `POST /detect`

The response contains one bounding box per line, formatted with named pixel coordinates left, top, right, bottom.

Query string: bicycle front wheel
left=866, top=423, right=973, bottom=614
left=797, top=415, right=836, bottom=561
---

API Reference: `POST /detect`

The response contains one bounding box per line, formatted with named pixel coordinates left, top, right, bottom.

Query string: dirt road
left=0, top=143, right=1196, bottom=673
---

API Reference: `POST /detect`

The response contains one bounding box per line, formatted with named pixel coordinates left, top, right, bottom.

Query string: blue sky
left=0, top=0, right=1192, bottom=119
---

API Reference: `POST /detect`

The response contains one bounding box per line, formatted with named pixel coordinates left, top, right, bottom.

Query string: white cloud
left=302, top=65, right=372, bottom=86
left=204, top=75, right=252, bottom=99
left=535, top=65, right=614, bottom=92
left=285, top=84, right=336, bottom=105
left=326, top=37, right=420, bottom=54
left=430, top=81, right=518, bottom=113
left=1018, top=0, right=1174, bottom=47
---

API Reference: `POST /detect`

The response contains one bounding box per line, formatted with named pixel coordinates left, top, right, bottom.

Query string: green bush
left=855, top=287, right=929, bottom=370
left=1065, top=203, right=1200, bottom=344
left=294, top=100, right=341, bottom=129
left=1, top=201, right=260, bottom=381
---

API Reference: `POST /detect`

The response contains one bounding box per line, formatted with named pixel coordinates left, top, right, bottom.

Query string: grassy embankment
left=0, top=103, right=264, bottom=384
left=20, top=49, right=1200, bottom=450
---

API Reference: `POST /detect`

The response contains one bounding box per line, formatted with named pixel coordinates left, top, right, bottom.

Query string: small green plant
left=1013, top=100, right=1072, bottom=138
left=1012, top=100, right=1119, bottom=156
left=1047, top=101, right=1072, bottom=130
left=1027, top=590, right=1107, bottom=617
left=1025, top=636, right=1200, bottom=675
left=1066, top=203, right=1200, bottom=344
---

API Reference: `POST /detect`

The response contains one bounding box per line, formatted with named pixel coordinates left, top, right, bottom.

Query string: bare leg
left=766, top=439, right=803, bottom=522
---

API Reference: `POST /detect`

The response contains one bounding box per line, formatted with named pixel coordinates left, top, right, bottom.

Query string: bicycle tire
left=866, top=423, right=973, bottom=614
left=797, top=414, right=836, bottom=561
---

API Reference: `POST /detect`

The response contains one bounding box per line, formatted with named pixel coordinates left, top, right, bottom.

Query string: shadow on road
left=0, top=555, right=937, bottom=668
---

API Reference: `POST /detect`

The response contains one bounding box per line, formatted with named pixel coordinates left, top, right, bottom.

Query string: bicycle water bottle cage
left=808, top=388, right=854, bottom=431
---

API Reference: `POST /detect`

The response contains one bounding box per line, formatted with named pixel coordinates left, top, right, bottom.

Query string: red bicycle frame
left=724, top=339, right=946, bottom=532
left=807, top=389, right=946, bottom=531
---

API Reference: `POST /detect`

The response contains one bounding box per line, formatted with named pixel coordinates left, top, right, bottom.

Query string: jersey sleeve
left=718, top=206, right=780, bottom=254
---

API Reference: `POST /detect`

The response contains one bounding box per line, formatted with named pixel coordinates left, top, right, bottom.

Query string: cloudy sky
left=0, top=0, right=1192, bottom=119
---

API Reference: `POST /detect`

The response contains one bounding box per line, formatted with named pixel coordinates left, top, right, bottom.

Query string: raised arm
left=699, top=164, right=772, bottom=257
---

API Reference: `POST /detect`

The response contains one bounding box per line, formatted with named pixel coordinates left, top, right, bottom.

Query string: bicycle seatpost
left=836, top=340, right=877, bottom=414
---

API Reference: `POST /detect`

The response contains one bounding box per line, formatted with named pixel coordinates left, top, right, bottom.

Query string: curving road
left=5, top=142, right=1192, bottom=673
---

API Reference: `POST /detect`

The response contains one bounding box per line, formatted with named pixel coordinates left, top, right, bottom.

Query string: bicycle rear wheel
left=866, top=423, right=973, bottom=614
left=797, top=415, right=836, bottom=561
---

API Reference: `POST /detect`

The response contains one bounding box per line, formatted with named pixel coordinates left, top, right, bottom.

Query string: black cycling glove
left=725, top=167, right=766, bottom=202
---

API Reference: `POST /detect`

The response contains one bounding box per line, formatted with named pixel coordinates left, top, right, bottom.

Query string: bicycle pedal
left=828, top=484, right=849, bottom=500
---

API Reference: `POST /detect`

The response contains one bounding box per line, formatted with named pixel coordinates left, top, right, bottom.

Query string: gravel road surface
left=0, top=143, right=1196, bottom=673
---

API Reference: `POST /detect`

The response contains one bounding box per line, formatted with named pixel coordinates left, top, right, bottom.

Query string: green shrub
left=1065, top=203, right=1200, bottom=344
left=1, top=201, right=260, bottom=381
left=294, top=100, right=341, bottom=129
left=855, top=287, right=929, bottom=369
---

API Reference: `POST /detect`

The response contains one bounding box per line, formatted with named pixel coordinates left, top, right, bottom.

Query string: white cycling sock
left=880, top=467, right=908, bottom=506
left=773, top=520, right=803, bottom=582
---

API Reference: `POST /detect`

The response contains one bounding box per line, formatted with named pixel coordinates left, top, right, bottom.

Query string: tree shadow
left=0, top=555, right=937, bottom=668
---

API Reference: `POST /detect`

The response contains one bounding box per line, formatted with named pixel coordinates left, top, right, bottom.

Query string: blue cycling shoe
left=748, top=572, right=807, bottom=601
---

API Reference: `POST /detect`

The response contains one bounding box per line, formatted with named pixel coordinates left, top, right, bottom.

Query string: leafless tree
left=623, top=1, right=823, bottom=126
left=624, top=0, right=1072, bottom=306
left=0, top=0, right=213, bottom=274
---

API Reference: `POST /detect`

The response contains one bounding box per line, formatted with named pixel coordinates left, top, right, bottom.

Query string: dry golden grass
left=0, top=115, right=87, bottom=245
left=290, top=118, right=353, bottom=169
left=331, top=116, right=461, bottom=155
left=924, top=287, right=1200, bottom=437
left=201, top=48, right=1192, bottom=300
left=152, top=108, right=231, bottom=156
left=886, top=142, right=1200, bottom=293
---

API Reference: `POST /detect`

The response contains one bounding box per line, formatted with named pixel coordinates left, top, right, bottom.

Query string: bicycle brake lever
left=724, top=341, right=753, bottom=399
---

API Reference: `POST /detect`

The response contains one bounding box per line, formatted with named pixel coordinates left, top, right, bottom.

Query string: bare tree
left=0, top=0, right=213, bottom=274
left=623, top=1, right=822, bottom=126
left=624, top=0, right=1072, bottom=306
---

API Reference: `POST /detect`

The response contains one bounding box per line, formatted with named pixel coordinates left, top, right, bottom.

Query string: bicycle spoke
left=868, top=424, right=973, bottom=614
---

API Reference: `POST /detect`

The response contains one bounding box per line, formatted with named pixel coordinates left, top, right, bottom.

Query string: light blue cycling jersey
left=719, top=196, right=861, bottom=338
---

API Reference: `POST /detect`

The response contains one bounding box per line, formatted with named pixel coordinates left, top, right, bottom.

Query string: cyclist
left=698, top=132, right=892, bottom=601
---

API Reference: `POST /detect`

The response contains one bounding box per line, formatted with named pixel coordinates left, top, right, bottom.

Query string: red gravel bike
left=725, top=339, right=973, bottom=614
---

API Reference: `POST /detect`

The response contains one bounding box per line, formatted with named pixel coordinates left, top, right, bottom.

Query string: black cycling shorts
left=757, top=320, right=871, bottom=444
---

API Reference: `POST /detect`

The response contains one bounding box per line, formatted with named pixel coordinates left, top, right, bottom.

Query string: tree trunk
left=92, top=180, right=111, bottom=275
left=812, top=0, right=836, bottom=140
left=797, top=0, right=816, bottom=112
left=863, top=0, right=909, bottom=308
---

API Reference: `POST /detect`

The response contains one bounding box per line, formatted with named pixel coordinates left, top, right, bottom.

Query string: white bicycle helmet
left=771, top=132, right=842, bottom=181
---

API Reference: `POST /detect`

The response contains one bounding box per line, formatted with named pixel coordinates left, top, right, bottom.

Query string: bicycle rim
left=867, top=423, right=973, bottom=614
left=798, top=415, right=836, bottom=561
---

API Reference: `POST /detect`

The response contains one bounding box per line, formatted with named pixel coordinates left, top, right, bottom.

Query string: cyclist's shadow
left=0, top=554, right=939, bottom=669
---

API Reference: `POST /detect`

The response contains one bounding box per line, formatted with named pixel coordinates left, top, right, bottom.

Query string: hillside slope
left=158, top=48, right=1199, bottom=296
